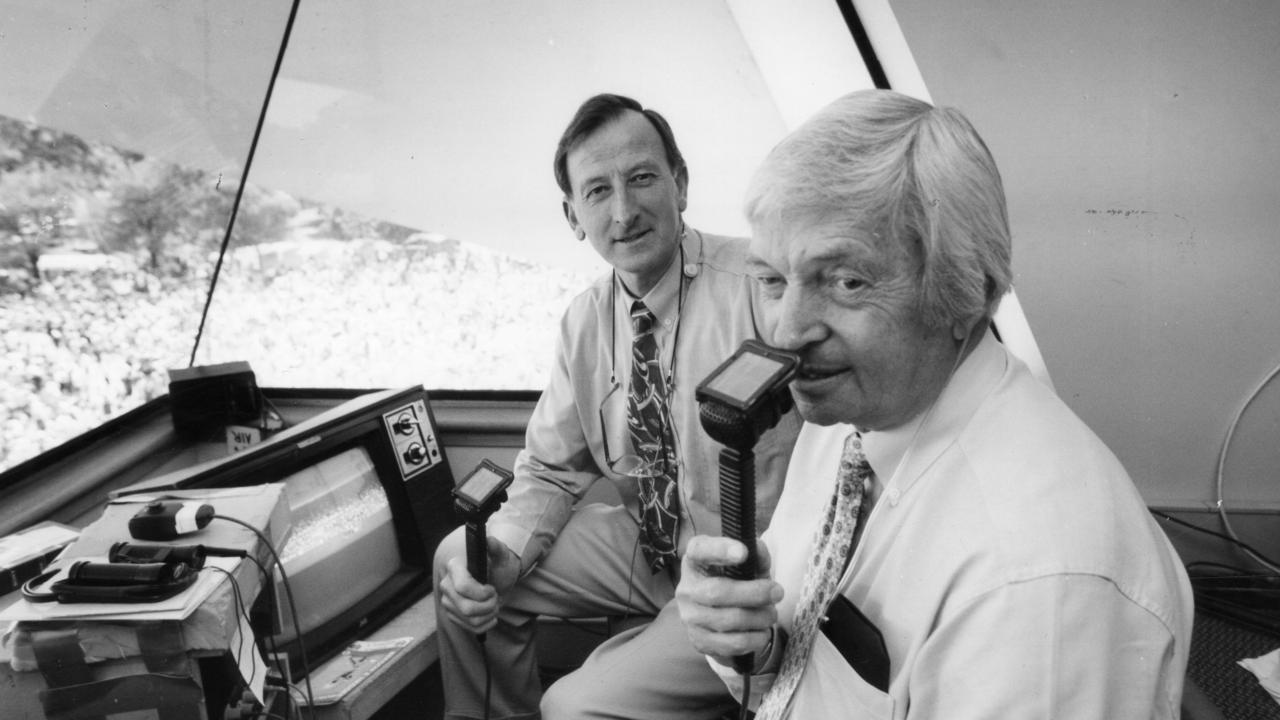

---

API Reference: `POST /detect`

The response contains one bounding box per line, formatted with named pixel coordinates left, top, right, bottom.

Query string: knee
left=433, top=525, right=467, bottom=581
left=540, top=674, right=582, bottom=719
left=540, top=669, right=609, bottom=720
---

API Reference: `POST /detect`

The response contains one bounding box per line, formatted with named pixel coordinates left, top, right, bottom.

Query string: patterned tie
left=626, top=301, right=680, bottom=573
left=756, top=431, right=874, bottom=719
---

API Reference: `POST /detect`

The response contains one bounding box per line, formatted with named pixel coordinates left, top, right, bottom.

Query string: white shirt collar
left=862, top=329, right=1006, bottom=498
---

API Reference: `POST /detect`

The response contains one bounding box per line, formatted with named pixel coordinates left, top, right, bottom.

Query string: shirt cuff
left=486, top=522, right=535, bottom=574
left=704, top=626, right=785, bottom=711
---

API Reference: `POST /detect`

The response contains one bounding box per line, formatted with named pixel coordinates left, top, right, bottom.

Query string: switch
left=393, top=414, right=417, bottom=435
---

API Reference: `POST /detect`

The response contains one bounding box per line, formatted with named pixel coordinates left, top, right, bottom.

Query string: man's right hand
left=675, top=535, right=783, bottom=669
left=435, top=530, right=522, bottom=635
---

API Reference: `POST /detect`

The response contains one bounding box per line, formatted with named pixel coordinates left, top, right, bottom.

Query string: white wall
left=892, top=0, right=1280, bottom=509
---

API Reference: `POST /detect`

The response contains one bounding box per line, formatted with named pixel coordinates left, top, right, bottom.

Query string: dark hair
left=553, top=93, right=686, bottom=196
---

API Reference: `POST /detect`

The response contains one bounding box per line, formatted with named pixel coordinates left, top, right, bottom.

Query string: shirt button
left=886, top=488, right=901, bottom=506
left=663, top=318, right=673, bottom=328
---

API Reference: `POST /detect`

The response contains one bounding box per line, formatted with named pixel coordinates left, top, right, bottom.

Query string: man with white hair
left=675, top=89, right=1193, bottom=719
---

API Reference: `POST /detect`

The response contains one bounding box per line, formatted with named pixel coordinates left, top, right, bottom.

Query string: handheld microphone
left=452, top=460, right=515, bottom=586
left=128, top=500, right=214, bottom=541
left=696, top=339, right=800, bottom=672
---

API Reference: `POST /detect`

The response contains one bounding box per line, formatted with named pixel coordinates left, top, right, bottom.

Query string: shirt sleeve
left=704, top=642, right=783, bottom=712
left=487, top=304, right=606, bottom=572
left=906, top=573, right=1184, bottom=719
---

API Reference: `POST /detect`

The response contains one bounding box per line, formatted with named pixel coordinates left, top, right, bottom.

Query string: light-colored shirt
left=490, top=229, right=801, bottom=572
left=717, top=329, right=1193, bottom=719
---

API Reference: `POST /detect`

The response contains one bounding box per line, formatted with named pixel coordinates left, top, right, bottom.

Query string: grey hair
left=745, top=89, right=1012, bottom=330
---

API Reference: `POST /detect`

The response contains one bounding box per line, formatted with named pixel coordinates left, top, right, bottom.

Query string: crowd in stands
left=0, top=238, right=594, bottom=472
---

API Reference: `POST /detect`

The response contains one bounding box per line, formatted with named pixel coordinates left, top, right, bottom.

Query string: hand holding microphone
left=451, top=460, right=515, bottom=641
left=695, top=339, right=799, bottom=672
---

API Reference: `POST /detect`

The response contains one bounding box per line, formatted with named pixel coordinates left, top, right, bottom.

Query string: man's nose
left=771, top=288, right=825, bottom=351
left=611, top=187, right=638, bottom=226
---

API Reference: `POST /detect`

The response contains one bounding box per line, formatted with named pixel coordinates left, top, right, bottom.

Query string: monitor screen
left=270, top=447, right=400, bottom=645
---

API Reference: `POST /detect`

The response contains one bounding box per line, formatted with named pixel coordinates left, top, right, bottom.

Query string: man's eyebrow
left=573, top=171, right=608, bottom=194
left=798, top=237, right=882, bottom=270
left=801, top=248, right=858, bottom=266
left=573, top=159, right=662, bottom=196
left=744, top=255, right=773, bottom=272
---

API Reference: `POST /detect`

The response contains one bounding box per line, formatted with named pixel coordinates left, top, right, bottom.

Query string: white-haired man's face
left=746, top=217, right=960, bottom=431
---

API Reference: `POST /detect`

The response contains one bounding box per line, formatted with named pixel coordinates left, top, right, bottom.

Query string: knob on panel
left=404, top=443, right=427, bottom=465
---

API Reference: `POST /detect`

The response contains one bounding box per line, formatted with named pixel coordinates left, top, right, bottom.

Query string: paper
left=1238, top=646, right=1280, bottom=705
left=0, top=524, right=79, bottom=567
left=306, top=637, right=413, bottom=705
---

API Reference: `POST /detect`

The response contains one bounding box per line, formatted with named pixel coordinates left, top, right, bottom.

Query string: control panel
left=382, top=400, right=442, bottom=479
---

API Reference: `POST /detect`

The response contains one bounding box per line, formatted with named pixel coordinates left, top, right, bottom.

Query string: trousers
left=434, top=503, right=739, bottom=720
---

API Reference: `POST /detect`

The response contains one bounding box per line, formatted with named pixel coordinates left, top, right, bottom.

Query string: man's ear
left=563, top=198, right=584, bottom=240
left=675, top=165, right=689, bottom=213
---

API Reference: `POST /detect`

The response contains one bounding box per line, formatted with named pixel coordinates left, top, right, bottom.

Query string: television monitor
left=115, top=385, right=456, bottom=676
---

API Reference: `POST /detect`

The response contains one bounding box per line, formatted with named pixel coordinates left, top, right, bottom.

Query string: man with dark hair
left=676, top=89, right=1193, bottom=718
left=434, top=93, right=799, bottom=719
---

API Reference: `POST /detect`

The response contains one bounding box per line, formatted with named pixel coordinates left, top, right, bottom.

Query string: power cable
left=1211, top=360, right=1280, bottom=574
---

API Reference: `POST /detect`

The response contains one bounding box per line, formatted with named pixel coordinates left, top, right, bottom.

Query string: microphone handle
left=465, top=518, right=488, bottom=585
left=719, top=447, right=757, bottom=579
left=719, top=446, right=757, bottom=673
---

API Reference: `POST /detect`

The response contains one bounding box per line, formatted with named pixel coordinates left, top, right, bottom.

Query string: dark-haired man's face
left=563, top=110, right=688, bottom=296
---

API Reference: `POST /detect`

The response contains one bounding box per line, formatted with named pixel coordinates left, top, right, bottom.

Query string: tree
left=0, top=164, right=87, bottom=279
left=100, top=160, right=208, bottom=275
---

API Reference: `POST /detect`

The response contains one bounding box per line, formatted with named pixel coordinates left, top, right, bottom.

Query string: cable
left=1186, top=560, right=1268, bottom=577
left=213, top=514, right=316, bottom=720
left=1212, top=359, right=1280, bottom=574
left=243, top=548, right=305, bottom=720
left=481, top=638, right=492, bottom=720
left=243, top=553, right=295, bottom=720
left=207, top=565, right=256, bottom=688
left=1150, top=509, right=1280, bottom=574
left=738, top=672, right=752, bottom=720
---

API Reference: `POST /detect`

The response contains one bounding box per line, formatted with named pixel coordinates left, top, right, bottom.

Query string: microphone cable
left=213, top=514, right=316, bottom=720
